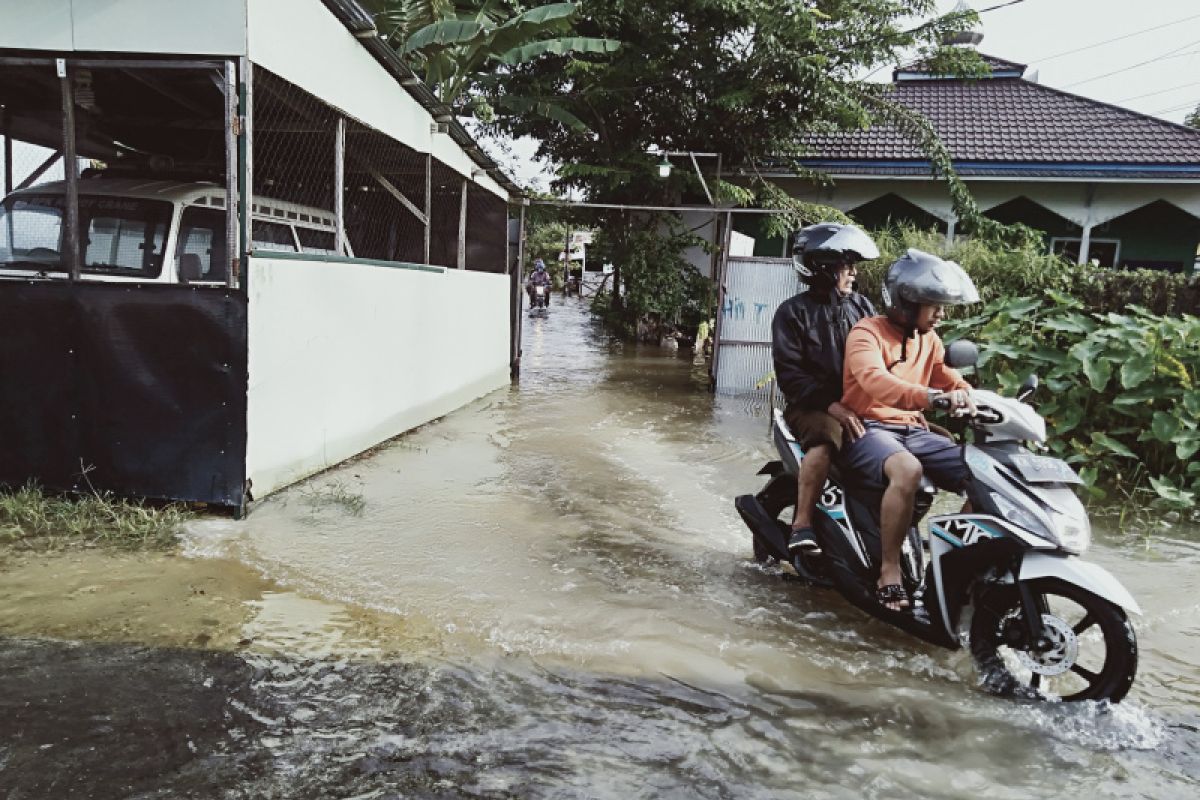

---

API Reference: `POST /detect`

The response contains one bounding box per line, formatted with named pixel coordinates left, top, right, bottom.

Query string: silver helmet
left=792, top=223, right=880, bottom=286
left=882, top=248, right=980, bottom=327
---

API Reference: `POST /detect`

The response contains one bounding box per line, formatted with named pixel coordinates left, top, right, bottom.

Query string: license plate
left=1009, top=453, right=1083, bottom=485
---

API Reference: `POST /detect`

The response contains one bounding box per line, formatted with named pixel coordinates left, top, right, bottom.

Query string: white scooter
left=735, top=341, right=1140, bottom=702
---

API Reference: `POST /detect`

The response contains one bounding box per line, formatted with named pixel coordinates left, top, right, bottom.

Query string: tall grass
left=0, top=482, right=191, bottom=550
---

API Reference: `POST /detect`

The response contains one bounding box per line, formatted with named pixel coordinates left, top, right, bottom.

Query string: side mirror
left=945, top=339, right=979, bottom=370
left=1017, top=374, right=1039, bottom=402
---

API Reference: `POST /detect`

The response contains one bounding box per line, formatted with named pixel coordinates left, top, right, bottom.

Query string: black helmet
left=882, top=248, right=980, bottom=327
left=792, top=223, right=880, bottom=289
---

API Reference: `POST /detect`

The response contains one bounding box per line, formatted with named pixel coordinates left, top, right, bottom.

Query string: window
left=0, top=199, right=62, bottom=266
left=251, top=220, right=297, bottom=252
left=0, top=194, right=170, bottom=277
left=296, top=227, right=338, bottom=255
left=1051, top=238, right=1119, bottom=269
left=175, top=207, right=228, bottom=283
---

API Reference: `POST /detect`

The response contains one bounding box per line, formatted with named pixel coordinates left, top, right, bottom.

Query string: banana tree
left=372, top=1, right=619, bottom=123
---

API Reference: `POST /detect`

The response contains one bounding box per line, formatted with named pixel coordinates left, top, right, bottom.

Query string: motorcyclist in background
left=770, top=223, right=879, bottom=562
left=527, top=259, right=552, bottom=305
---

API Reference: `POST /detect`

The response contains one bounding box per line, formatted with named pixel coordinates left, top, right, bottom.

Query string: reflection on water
left=126, top=299, right=1200, bottom=794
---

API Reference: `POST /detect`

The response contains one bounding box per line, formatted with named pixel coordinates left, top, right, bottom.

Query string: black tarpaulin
left=0, top=281, right=247, bottom=508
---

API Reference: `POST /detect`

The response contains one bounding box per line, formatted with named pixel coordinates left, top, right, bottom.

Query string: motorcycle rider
left=770, top=223, right=879, bottom=560
left=840, top=249, right=979, bottom=611
left=527, top=259, right=552, bottom=305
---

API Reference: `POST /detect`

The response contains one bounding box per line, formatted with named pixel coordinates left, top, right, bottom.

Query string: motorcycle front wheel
left=970, top=577, right=1137, bottom=702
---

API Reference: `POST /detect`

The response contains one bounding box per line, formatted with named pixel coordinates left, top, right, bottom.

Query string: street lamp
left=651, top=150, right=722, bottom=205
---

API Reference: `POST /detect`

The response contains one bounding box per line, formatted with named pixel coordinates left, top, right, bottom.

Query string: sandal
left=787, top=526, right=822, bottom=556
left=875, top=583, right=910, bottom=611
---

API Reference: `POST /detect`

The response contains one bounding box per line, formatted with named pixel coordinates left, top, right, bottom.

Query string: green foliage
left=1186, top=102, right=1200, bottom=130
left=0, top=482, right=190, bottom=550
left=377, top=1, right=618, bottom=108
left=855, top=225, right=1199, bottom=316
left=940, top=295, right=1200, bottom=515
left=588, top=216, right=713, bottom=335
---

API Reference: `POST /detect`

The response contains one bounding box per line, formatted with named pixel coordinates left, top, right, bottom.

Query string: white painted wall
left=245, top=257, right=510, bottom=496
left=0, top=0, right=76, bottom=50
left=0, top=0, right=248, bottom=54
left=72, top=0, right=248, bottom=55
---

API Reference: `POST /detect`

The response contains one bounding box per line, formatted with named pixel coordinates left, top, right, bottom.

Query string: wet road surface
left=2, top=296, right=1199, bottom=798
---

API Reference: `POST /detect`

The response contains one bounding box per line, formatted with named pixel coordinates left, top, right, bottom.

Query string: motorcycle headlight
left=990, top=492, right=1055, bottom=545
left=1050, top=511, right=1091, bottom=555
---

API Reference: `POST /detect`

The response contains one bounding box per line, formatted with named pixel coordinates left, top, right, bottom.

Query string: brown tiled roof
left=799, top=66, right=1200, bottom=169
left=896, top=53, right=1027, bottom=78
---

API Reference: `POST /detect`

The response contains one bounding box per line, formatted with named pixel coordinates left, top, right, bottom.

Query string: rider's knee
left=801, top=442, right=833, bottom=469
left=885, top=452, right=923, bottom=490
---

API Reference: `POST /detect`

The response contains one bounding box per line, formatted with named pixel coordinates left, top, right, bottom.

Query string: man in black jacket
left=771, top=223, right=879, bottom=557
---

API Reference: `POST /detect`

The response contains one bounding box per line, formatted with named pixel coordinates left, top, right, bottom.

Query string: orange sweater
left=842, top=316, right=969, bottom=425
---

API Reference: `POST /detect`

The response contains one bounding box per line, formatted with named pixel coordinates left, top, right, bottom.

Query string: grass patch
left=0, top=482, right=191, bottom=551
left=301, top=480, right=366, bottom=516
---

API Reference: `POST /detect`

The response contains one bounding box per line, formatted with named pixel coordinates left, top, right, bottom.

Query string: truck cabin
left=0, top=176, right=343, bottom=285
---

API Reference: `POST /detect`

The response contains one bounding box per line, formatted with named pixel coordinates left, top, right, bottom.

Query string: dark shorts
left=783, top=407, right=845, bottom=453
left=841, top=422, right=968, bottom=491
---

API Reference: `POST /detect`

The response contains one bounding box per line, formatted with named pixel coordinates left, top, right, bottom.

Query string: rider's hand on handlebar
left=928, top=388, right=977, bottom=416
left=827, top=401, right=866, bottom=441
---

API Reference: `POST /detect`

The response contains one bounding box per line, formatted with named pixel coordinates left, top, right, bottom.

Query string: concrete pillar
left=1077, top=224, right=1093, bottom=266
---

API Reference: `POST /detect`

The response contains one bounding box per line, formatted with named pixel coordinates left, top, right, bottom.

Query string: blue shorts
left=840, top=422, right=968, bottom=491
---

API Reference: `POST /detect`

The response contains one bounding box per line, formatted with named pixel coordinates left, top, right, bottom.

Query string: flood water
left=4, top=297, right=1200, bottom=798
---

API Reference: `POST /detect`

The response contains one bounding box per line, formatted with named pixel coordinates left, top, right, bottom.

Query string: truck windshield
left=0, top=194, right=172, bottom=278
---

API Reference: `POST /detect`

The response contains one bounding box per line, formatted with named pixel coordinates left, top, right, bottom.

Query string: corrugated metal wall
left=714, top=256, right=804, bottom=395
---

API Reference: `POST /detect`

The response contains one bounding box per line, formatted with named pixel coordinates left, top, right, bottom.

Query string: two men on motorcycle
left=772, top=224, right=979, bottom=612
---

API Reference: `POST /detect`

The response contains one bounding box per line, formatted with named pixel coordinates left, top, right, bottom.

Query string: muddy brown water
left=2, top=298, right=1199, bottom=799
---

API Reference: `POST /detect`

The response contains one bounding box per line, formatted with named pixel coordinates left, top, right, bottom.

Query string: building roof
left=895, top=52, right=1027, bottom=79
left=797, top=53, right=1200, bottom=179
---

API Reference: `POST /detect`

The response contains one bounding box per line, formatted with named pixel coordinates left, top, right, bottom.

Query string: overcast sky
left=508, top=0, right=1200, bottom=189
left=942, top=0, right=1200, bottom=122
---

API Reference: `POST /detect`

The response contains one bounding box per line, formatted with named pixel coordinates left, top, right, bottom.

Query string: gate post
left=709, top=210, right=733, bottom=391
left=59, top=59, right=80, bottom=281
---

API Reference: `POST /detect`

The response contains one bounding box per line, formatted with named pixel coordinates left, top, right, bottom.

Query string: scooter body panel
left=1020, top=552, right=1142, bottom=615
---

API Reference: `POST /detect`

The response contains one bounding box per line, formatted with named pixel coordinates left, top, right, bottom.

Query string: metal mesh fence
left=343, top=119, right=428, bottom=263
left=252, top=68, right=340, bottom=256
left=466, top=182, right=508, bottom=273
left=251, top=67, right=509, bottom=272
left=428, top=159, right=463, bottom=269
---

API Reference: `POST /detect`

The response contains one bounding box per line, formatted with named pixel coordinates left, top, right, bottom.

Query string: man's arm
left=928, top=337, right=970, bottom=392
left=844, top=325, right=931, bottom=410
left=770, top=303, right=841, bottom=411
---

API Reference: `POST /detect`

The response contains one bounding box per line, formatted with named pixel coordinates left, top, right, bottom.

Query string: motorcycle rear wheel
left=970, top=577, right=1137, bottom=702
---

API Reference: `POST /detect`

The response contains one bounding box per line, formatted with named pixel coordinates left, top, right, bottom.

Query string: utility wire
left=1116, top=81, right=1200, bottom=104
left=1031, top=12, right=1200, bottom=64
left=1062, top=41, right=1200, bottom=88
left=1150, top=98, right=1200, bottom=116
left=860, top=0, right=1030, bottom=81
left=976, top=0, right=1026, bottom=13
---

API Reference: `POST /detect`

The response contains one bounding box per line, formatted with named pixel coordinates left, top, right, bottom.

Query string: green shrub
left=857, top=224, right=1199, bottom=317
left=941, top=294, right=1200, bottom=514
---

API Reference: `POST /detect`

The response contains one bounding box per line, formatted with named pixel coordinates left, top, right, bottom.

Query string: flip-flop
left=876, top=583, right=910, bottom=611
